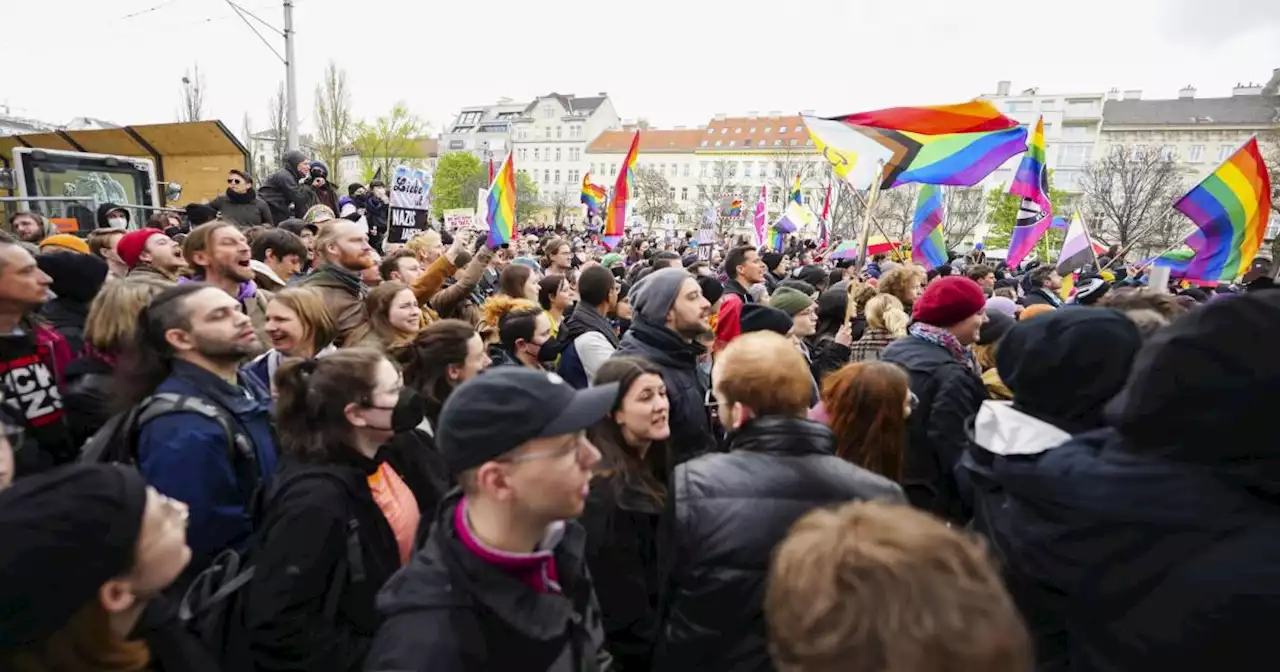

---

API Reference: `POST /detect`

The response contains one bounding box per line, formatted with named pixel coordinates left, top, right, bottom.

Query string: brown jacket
left=126, top=264, right=178, bottom=285
left=301, top=264, right=368, bottom=346
left=410, top=247, right=495, bottom=328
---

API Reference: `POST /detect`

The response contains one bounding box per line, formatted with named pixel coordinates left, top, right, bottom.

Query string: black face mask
left=366, top=388, right=425, bottom=434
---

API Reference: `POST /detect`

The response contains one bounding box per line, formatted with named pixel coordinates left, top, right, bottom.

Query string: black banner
left=387, top=207, right=432, bottom=244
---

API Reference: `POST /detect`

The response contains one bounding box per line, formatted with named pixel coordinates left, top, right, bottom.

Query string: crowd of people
left=0, top=149, right=1278, bottom=672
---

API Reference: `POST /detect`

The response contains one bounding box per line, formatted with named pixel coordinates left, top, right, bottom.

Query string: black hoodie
left=967, top=292, right=1280, bottom=672
left=95, top=202, right=130, bottom=230
left=259, top=150, right=308, bottom=224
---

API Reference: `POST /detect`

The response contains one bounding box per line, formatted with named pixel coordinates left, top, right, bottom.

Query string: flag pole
left=856, top=163, right=886, bottom=270
left=1076, top=210, right=1100, bottom=269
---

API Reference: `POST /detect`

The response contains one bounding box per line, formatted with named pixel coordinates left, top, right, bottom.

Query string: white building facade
left=512, top=93, right=621, bottom=200
left=979, top=81, right=1106, bottom=194
left=439, top=98, right=527, bottom=168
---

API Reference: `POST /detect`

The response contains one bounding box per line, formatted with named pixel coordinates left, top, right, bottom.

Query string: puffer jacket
left=614, top=321, right=713, bottom=463
left=653, top=416, right=904, bottom=672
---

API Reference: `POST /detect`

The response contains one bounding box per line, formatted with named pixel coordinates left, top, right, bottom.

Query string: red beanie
left=116, top=229, right=166, bottom=269
left=912, top=276, right=986, bottom=326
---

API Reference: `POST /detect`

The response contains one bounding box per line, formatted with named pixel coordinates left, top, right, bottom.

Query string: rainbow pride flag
left=603, top=131, right=640, bottom=250
left=1151, top=247, right=1197, bottom=277
left=1176, top=137, right=1271, bottom=283
left=811, top=101, right=1027, bottom=190
left=485, top=154, right=517, bottom=248
left=1006, top=117, right=1053, bottom=268
left=789, top=174, right=803, bottom=205
left=580, top=172, right=606, bottom=215
left=911, top=184, right=948, bottom=270
left=726, top=199, right=743, bottom=217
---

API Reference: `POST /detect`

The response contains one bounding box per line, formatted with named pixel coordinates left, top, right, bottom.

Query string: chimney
left=1107, top=87, right=1120, bottom=101
left=1123, top=89, right=1142, bottom=100
left=1179, top=85, right=1196, bottom=99
left=597, top=92, right=607, bottom=97
left=713, top=113, right=727, bottom=121
left=1234, top=82, right=1263, bottom=96
left=1263, top=68, right=1280, bottom=96
left=996, top=80, right=1011, bottom=96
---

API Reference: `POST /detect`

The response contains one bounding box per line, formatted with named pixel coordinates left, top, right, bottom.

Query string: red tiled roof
left=696, top=114, right=814, bottom=153
left=415, top=138, right=439, bottom=157
left=587, top=128, right=704, bottom=153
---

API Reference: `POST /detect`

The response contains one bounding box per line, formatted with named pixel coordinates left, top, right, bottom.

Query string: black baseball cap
left=437, top=368, right=620, bottom=475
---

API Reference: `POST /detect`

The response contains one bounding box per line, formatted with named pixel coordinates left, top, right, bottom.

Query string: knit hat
left=769, top=287, right=815, bottom=317
left=985, top=296, right=1018, bottom=317
left=116, top=228, right=166, bottom=269
left=1074, top=277, right=1111, bottom=306
left=740, top=304, right=793, bottom=336
left=630, top=268, right=692, bottom=326
left=0, top=464, right=149, bottom=648
left=1019, top=304, right=1055, bottom=321
left=761, top=251, right=784, bottom=272
left=601, top=253, right=623, bottom=268
left=696, top=275, right=724, bottom=305
left=37, top=234, right=89, bottom=254
left=977, top=307, right=1015, bottom=345
left=38, top=253, right=109, bottom=303
left=303, top=205, right=336, bottom=224
left=911, top=276, right=986, bottom=327
left=795, top=265, right=827, bottom=288
left=185, top=202, right=217, bottom=227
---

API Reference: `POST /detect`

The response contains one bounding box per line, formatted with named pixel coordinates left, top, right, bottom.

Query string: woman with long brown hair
left=350, top=281, right=422, bottom=351
left=820, top=361, right=913, bottom=482
left=581, top=356, right=670, bottom=672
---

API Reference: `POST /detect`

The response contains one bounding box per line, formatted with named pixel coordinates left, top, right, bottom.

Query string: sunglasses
left=227, top=178, right=245, bottom=185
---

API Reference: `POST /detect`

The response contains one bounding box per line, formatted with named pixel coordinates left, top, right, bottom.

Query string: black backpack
left=178, top=471, right=367, bottom=670
left=79, top=392, right=261, bottom=494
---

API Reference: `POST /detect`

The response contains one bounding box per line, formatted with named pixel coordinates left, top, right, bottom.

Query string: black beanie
left=37, top=252, right=109, bottom=304
left=185, top=203, right=217, bottom=227
left=761, top=251, right=784, bottom=272
left=697, top=275, right=724, bottom=305
left=0, top=464, right=150, bottom=648
left=739, top=304, right=793, bottom=336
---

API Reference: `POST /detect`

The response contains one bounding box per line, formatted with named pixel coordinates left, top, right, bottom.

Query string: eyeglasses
left=227, top=179, right=244, bottom=185
left=500, top=432, right=591, bottom=465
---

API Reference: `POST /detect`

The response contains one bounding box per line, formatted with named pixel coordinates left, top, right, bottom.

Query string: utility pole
left=283, top=0, right=299, bottom=151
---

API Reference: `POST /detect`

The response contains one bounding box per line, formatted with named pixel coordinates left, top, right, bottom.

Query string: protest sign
left=444, top=209, right=474, bottom=232
left=387, top=165, right=434, bottom=244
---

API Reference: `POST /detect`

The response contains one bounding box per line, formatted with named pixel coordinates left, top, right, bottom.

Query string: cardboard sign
left=387, top=164, right=435, bottom=244
left=444, top=209, right=474, bottom=232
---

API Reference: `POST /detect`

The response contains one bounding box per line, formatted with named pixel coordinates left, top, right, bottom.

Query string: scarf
left=225, top=187, right=258, bottom=204
left=561, top=302, right=620, bottom=347
left=314, top=263, right=366, bottom=297
left=908, top=322, right=980, bottom=374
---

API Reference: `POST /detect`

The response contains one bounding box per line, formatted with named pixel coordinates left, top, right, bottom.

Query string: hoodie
left=965, top=291, right=1280, bottom=672
left=259, top=150, right=308, bottom=224
left=94, top=203, right=131, bottom=230
left=3, top=212, right=57, bottom=249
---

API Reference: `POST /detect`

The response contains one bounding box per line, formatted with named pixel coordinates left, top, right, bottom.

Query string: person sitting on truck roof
left=260, top=149, right=310, bottom=225
left=209, top=169, right=273, bottom=228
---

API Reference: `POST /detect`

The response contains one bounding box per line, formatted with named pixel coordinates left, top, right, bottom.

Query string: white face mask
left=107, top=217, right=128, bottom=229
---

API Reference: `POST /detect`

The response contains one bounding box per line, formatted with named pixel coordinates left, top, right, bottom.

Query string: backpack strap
left=140, top=392, right=261, bottom=494
left=269, top=470, right=365, bottom=621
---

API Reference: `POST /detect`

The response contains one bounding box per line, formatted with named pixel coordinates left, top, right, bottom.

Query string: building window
left=1160, top=145, right=1176, bottom=160
left=1041, top=99, right=1056, bottom=110
left=681, top=187, right=688, bottom=201
left=556, top=126, right=562, bottom=139
left=544, top=169, right=550, bottom=182
left=700, top=140, right=708, bottom=147
left=806, top=139, right=813, bottom=146
left=669, top=187, right=676, bottom=199
left=683, top=164, right=690, bottom=177
left=744, top=163, right=753, bottom=178
left=707, top=128, right=714, bottom=134
left=534, top=148, right=540, bottom=160
left=555, top=148, right=562, bottom=161
left=700, top=162, right=709, bottom=177
left=669, top=164, right=677, bottom=178
left=789, top=139, right=798, bottom=146
left=734, top=127, right=742, bottom=134
left=779, top=125, right=788, bottom=133
left=728, top=141, right=735, bottom=147
left=715, top=140, right=722, bottom=147
left=543, top=107, right=554, bottom=119
left=1219, top=144, right=1234, bottom=161
left=764, top=126, right=771, bottom=133
left=1188, top=144, right=1205, bottom=162
left=727, top=162, right=738, bottom=178
left=749, top=127, right=756, bottom=133
left=611, top=164, right=617, bottom=176
left=1006, top=101, right=1031, bottom=112
left=721, top=128, right=728, bottom=134
left=774, top=140, right=782, bottom=146
left=744, top=139, right=753, bottom=147
left=554, top=170, right=560, bottom=184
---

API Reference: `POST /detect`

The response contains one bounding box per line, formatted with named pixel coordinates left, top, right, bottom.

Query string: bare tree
left=178, top=64, right=205, bottom=122
left=762, top=147, right=825, bottom=210
left=633, top=166, right=677, bottom=231
left=266, top=82, right=288, bottom=167
left=940, top=187, right=988, bottom=248
left=1080, top=144, right=1184, bottom=249
left=314, top=61, right=354, bottom=183
left=827, top=180, right=868, bottom=240
left=695, top=159, right=744, bottom=237
left=542, top=185, right=579, bottom=229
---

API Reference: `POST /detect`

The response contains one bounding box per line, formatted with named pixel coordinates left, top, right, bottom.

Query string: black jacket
left=1020, top=287, right=1062, bottom=308
left=41, top=297, right=89, bottom=355
left=805, top=336, right=851, bottom=385
left=614, top=322, right=713, bottom=463
left=259, top=152, right=307, bottom=224
left=208, top=189, right=274, bottom=228
left=653, top=416, right=904, bottom=672
left=244, top=451, right=427, bottom=672
left=62, top=354, right=114, bottom=448
left=129, top=595, right=224, bottom=672
left=383, top=425, right=452, bottom=543
left=880, top=334, right=986, bottom=524
left=363, top=490, right=611, bottom=672
left=580, top=471, right=664, bottom=672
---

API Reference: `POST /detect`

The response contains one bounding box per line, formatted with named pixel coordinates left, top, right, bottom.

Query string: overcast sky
left=7, top=0, right=1278, bottom=140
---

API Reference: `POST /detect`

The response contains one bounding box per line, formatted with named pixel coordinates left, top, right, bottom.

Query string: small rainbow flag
left=838, top=101, right=1023, bottom=135
left=580, top=172, right=606, bottom=214
left=789, top=174, right=803, bottom=205
left=726, top=199, right=743, bottom=217
left=1176, top=137, right=1271, bottom=283
left=604, top=131, right=640, bottom=250
left=1006, top=117, right=1053, bottom=268
left=485, top=154, right=517, bottom=248
left=911, top=184, right=948, bottom=270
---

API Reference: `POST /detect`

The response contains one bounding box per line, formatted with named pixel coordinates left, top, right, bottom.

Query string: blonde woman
left=64, top=279, right=169, bottom=446
left=849, top=294, right=910, bottom=362
left=877, top=264, right=926, bottom=314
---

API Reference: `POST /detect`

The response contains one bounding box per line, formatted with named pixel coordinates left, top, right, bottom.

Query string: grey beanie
left=631, top=268, right=692, bottom=326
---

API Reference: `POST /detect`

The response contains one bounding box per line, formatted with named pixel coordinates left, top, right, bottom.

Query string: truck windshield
left=19, top=152, right=152, bottom=231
